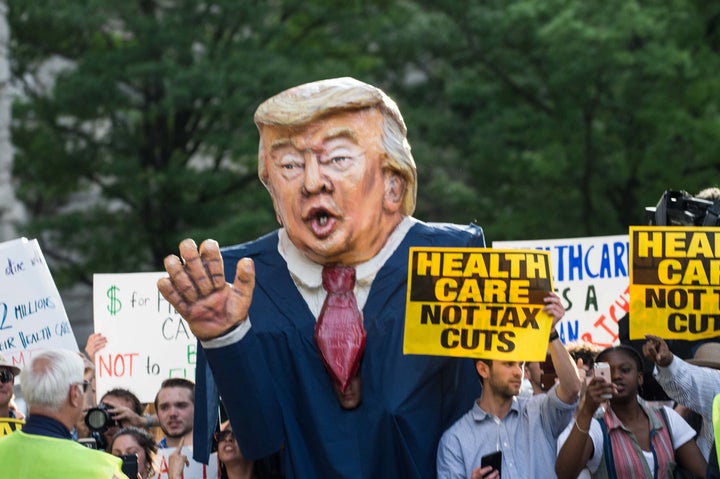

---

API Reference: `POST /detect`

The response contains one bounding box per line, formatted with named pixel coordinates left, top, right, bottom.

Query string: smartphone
left=481, top=450, right=502, bottom=477
left=594, top=361, right=612, bottom=399
left=119, top=454, right=139, bottom=479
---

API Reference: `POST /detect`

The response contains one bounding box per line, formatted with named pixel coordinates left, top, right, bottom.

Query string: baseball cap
left=0, top=353, right=21, bottom=376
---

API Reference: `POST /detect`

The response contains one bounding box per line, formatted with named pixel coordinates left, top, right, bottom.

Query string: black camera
left=645, top=189, right=720, bottom=227
left=84, top=403, right=119, bottom=433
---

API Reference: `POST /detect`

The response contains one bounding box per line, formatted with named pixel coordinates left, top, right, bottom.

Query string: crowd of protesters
left=1, top=78, right=720, bottom=479
left=2, top=328, right=718, bottom=478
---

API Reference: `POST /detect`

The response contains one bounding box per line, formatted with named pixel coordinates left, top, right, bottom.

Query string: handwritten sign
left=152, top=448, right=219, bottom=479
left=0, top=238, right=78, bottom=370
left=494, top=235, right=629, bottom=347
left=629, top=226, right=720, bottom=340
left=403, top=247, right=554, bottom=361
left=93, top=273, right=197, bottom=403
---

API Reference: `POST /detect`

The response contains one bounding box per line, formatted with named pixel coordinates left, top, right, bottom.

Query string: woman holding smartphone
left=556, top=345, right=706, bottom=478
left=110, top=427, right=158, bottom=479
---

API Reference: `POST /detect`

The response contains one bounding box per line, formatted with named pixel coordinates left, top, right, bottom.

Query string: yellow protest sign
left=0, top=417, right=23, bottom=436
left=403, top=247, right=554, bottom=361
left=629, top=226, right=720, bottom=340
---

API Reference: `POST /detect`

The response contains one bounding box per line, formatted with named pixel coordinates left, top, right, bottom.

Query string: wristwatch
left=548, top=329, right=560, bottom=342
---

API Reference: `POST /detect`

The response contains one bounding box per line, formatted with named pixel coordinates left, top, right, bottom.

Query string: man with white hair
left=0, top=349, right=127, bottom=478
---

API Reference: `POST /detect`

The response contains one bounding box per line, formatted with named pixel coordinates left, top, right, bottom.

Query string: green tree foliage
left=8, top=0, right=399, bottom=284
left=7, top=0, right=720, bottom=286
left=398, top=0, right=720, bottom=241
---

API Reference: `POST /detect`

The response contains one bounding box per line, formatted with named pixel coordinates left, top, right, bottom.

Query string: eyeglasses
left=0, top=370, right=14, bottom=384
left=214, top=430, right=235, bottom=443
left=72, top=380, right=90, bottom=393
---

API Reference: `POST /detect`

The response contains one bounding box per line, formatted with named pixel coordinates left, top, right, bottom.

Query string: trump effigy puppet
left=158, top=77, right=485, bottom=478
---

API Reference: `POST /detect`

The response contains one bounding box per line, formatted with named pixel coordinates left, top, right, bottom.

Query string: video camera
left=645, top=189, right=720, bottom=227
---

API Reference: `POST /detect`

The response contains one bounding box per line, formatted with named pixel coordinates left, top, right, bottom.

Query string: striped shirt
left=586, top=403, right=695, bottom=479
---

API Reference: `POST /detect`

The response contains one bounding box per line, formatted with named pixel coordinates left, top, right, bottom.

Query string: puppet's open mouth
left=306, top=208, right=337, bottom=237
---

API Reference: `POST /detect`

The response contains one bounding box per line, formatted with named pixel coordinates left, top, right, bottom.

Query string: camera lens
left=84, top=405, right=112, bottom=432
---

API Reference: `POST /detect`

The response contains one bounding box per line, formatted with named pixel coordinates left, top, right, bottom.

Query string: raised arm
left=644, top=334, right=720, bottom=420
left=84, top=332, right=108, bottom=361
left=544, top=293, right=581, bottom=403
left=555, top=377, right=613, bottom=479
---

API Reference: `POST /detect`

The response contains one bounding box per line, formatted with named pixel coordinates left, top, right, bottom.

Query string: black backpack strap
left=659, top=406, right=672, bottom=436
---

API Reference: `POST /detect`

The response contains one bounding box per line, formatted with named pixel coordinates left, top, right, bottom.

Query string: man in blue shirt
left=437, top=310, right=580, bottom=479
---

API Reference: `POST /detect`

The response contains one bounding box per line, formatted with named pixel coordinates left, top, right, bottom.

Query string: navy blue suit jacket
left=194, top=220, right=485, bottom=478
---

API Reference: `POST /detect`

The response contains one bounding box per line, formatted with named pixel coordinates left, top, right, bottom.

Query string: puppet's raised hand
left=157, top=239, right=254, bottom=341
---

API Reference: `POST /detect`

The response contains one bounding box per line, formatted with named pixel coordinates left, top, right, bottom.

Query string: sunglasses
left=73, top=380, right=90, bottom=393
left=214, top=430, right=235, bottom=443
left=0, top=369, right=14, bottom=384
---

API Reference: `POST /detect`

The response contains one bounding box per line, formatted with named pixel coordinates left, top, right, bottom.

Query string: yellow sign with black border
left=403, top=247, right=554, bottom=361
left=629, top=226, right=720, bottom=340
left=0, top=417, right=23, bottom=436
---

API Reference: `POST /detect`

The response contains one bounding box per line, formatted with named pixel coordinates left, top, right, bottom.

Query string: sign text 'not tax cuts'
left=403, top=247, right=554, bottom=361
left=630, top=226, right=720, bottom=340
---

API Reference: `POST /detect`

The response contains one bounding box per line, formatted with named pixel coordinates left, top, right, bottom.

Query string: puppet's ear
left=383, top=170, right=406, bottom=213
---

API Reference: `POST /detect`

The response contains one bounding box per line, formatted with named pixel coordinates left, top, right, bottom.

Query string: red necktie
left=314, top=266, right=366, bottom=392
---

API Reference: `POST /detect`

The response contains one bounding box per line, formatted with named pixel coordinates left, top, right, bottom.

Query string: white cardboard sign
left=93, top=272, right=197, bottom=402
left=494, top=235, right=629, bottom=347
left=0, top=238, right=78, bottom=370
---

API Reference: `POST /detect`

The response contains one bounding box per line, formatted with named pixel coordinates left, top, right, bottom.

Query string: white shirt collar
left=279, top=216, right=416, bottom=291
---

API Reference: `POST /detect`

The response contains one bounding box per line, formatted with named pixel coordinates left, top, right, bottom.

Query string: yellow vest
left=0, top=430, right=128, bottom=478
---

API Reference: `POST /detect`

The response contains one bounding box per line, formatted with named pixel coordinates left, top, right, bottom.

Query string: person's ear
left=476, top=361, right=490, bottom=381
left=382, top=169, right=405, bottom=213
left=69, top=384, right=83, bottom=408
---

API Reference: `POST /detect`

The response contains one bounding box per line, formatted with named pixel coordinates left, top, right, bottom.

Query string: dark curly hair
left=101, top=388, right=143, bottom=415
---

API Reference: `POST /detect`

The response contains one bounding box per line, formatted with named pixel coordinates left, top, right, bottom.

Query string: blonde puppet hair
left=254, top=77, right=417, bottom=216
